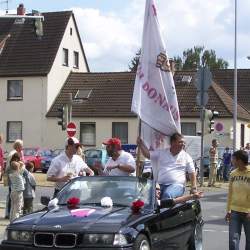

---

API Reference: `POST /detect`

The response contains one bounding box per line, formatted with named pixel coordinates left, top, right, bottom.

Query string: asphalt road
left=201, top=190, right=246, bottom=250
left=0, top=185, right=247, bottom=249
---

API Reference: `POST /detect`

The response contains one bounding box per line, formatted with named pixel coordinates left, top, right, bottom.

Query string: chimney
left=17, top=3, right=26, bottom=15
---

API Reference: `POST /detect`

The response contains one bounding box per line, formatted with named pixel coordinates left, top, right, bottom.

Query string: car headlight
left=113, top=234, right=128, bottom=246
left=8, top=230, right=32, bottom=242
left=83, top=233, right=114, bottom=245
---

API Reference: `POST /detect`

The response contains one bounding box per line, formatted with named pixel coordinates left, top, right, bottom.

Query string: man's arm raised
left=137, top=137, right=150, bottom=159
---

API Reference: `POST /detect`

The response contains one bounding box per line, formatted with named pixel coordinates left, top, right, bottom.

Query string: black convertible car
left=0, top=176, right=203, bottom=250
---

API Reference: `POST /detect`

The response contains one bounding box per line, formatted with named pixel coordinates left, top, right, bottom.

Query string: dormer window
left=7, top=80, right=23, bottom=100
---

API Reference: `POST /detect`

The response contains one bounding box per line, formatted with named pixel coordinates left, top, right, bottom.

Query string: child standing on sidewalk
left=9, top=153, right=26, bottom=221
left=23, top=162, right=36, bottom=214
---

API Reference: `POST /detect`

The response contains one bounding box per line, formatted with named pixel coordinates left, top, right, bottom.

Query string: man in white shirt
left=137, top=133, right=197, bottom=199
left=96, top=138, right=136, bottom=176
left=47, top=137, right=94, bottom=197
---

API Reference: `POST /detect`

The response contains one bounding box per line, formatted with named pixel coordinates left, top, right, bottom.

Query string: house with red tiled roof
left=1, top=5, right=250, bottom=151
left=0, top=5, right=89, bottom=150
left=46, top=71, right=250, bottom=149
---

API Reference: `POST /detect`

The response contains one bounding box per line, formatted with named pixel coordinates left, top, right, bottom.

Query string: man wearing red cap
left=96, top=138, right=135, bottom=176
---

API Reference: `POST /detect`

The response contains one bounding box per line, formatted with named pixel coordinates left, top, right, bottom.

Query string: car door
left=149, top=202, right=195, bottom=250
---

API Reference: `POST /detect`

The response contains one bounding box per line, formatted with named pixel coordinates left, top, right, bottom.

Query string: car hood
left=11, top=205, right=142, bottom=232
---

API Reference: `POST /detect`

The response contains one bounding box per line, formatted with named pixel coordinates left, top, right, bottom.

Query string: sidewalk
left=0, top=206, right=9, bottom=239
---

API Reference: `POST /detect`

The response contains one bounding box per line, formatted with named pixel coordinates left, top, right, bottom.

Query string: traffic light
left=57, top=105, right=68, bottom=130
left=204, top=109, right=219, bottom=134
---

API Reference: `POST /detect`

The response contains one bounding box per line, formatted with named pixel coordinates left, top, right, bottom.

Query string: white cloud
left=71, top=0, right=249, bottom=71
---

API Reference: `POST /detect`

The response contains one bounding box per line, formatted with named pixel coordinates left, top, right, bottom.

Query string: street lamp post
left=233, top=0, right=237, bottom=152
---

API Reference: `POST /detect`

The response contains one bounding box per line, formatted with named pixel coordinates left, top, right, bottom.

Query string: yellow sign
left=247, top=124, right=250, bottom=128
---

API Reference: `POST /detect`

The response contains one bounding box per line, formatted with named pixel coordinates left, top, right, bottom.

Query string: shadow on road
left=202, top=192, right=227, bottom=203
left=204, top=217, right=227, bottom=226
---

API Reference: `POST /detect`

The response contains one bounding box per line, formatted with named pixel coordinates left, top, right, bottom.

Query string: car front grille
left=34, top=232, right=77, bottom=248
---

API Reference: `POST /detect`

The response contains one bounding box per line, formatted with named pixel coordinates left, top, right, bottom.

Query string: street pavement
left=0, top=183, right=247, bottom=249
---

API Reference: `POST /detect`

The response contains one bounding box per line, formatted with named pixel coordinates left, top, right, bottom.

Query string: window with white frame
left=112, top=122, right=128, bottom=144
left=7, top=80, right=23, bottom=100
left=80, top=123, right=96, bottom=146
left=7, top=121, right=22, bottom=142
left=63, top=48, right=69, bottom=66
left=181, top=122, right=196, bottom=136
left=73, top=51, right=79, bottom=68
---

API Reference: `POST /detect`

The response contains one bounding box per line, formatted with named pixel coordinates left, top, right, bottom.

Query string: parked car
left=23, top=148, right=52, bottom=172
left=84, top=148, right=109, bottom=174
left=0, top=176, right=203, bottom=250
left=41, top=149, right=63, bottom=173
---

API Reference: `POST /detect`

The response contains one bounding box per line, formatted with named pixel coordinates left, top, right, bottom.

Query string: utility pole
left=195, top=66, right=212, bottom=186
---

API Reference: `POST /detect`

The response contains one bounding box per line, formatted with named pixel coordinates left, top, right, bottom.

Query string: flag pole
left=136, top=118, right=142, bottom=177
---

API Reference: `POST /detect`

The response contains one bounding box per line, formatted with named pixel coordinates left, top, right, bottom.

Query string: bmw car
left=0, top=176, right=203, bottom=250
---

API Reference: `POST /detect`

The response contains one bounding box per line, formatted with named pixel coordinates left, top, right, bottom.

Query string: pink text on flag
left=142, top=81, right=179, bottom=121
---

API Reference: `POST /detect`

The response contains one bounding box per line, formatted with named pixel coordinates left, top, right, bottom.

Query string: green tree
left=128, top=46, right=228, bottom=71
left=128, top=49, right=141, bottom=72
left=177, top=46, right=228, bottom=70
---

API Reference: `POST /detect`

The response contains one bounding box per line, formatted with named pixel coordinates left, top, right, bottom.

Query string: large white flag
left=131, top=0, right=181, bottom=146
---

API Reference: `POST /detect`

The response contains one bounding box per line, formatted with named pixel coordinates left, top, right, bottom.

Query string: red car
left=23, top=148, right=52, bottom=172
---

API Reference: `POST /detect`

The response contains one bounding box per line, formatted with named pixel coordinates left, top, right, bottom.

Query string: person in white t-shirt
left=96, top=138, right=136, bottom=176
left=47, top=137, right=94, bottom=197
left=137, top=132, right=197, bottom=200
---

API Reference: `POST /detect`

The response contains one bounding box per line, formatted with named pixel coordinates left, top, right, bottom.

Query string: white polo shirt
left=150, top=149, right=195, bottom=186
left=47, top=151, right=89, bottom=190
left=104, top=150, right=136, bottom=176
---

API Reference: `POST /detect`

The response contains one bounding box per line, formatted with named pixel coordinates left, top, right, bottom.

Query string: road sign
left=215, top=122, right=224, bottom=132
left=196, top=92, right=208, bottom=106
left=67, top=122, right=76, bottom=137
left=194, top=66, right=213, bottom=92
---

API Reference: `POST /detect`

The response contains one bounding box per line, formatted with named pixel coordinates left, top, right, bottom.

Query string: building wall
left=44, top=116, right=250, bottom=151
left=181, top=117, right=250, bottom=149
left=47, top=15, right=88, bottom=111
left=45, top=117, right=138, bottom=150
left=0, top=76, right=48, bottom=151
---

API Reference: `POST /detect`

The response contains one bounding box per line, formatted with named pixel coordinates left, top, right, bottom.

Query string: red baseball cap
left=103, top=137, right=121, bottom=149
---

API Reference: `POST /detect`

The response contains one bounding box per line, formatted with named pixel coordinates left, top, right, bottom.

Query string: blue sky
left=1, top=0, right=250, bottom=72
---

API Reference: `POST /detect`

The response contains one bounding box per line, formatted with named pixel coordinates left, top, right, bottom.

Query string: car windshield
left=23, top=148, right=37, bottom=156
left=57, top=176, right=153, bottom=208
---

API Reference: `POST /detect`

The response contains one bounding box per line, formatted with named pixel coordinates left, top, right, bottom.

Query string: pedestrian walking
left=47, top=137, right=94, bottom=197
left=23, top=162, right=36, bottom=215
left=222, top=147, right=232, bottom=182
left=4, top=139, right=24, bottom=219
left=208, top=139, right=219, bottom=187
left=244, top=142, right=250, bottom=164
left=9, top=153, right=26, bottom=222
left=225, top=150, right=250, bottom=250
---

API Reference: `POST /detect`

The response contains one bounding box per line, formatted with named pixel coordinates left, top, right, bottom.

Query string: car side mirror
left=160, top=199, right=175, bottom=208
left=41, top=196, right=51, bottom=206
